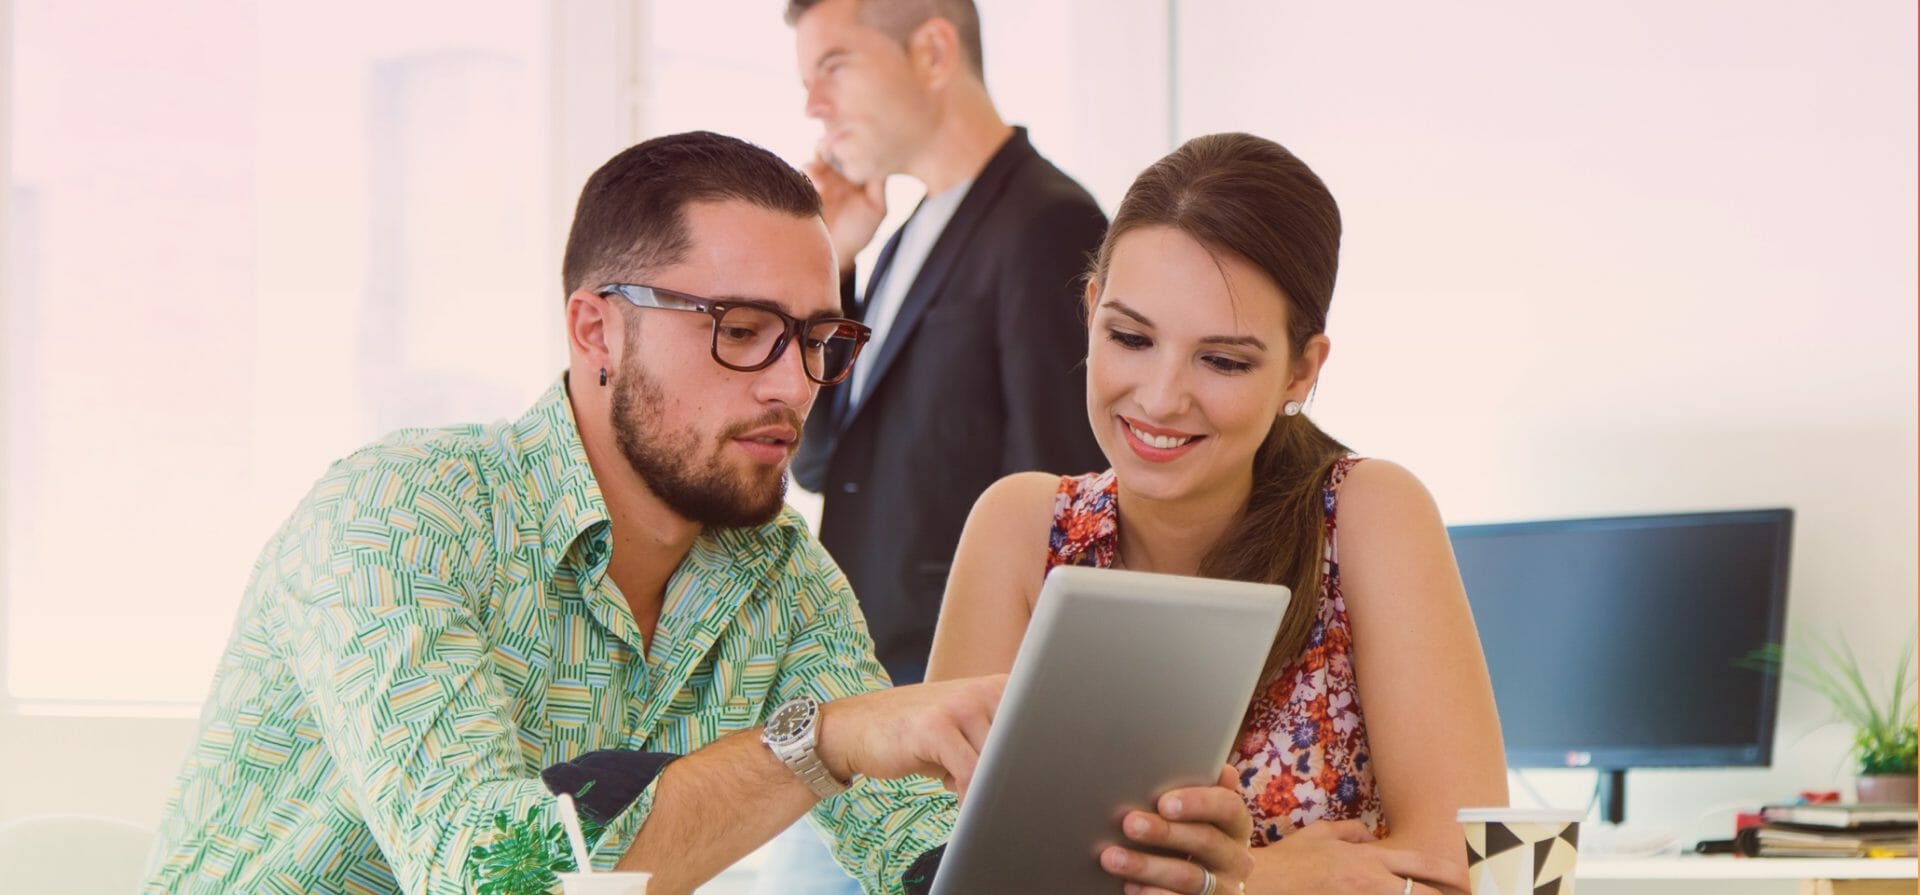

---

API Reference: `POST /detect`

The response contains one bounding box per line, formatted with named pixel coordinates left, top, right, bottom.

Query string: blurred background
left=1, top=0, right=1913, bottom=890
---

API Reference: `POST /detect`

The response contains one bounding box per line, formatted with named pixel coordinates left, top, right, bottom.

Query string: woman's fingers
left=1376, top=847, right=1458, bottom=891
left=1121, top=809, right=1248, bottom=879
left=1158, top=773, right=1255, bottom=843
left=1100, top=844, right=1218, bottom=894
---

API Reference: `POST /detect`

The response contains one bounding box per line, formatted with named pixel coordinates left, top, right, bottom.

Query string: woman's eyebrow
left=1200, top=333, right=1267, bottom=351
left=1101, top=299, right=1154, bottom=327
left=1102, top=298, right=1267, bottom=351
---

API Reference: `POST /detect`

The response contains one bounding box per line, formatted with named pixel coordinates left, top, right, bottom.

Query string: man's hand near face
left=806, top=148, right=888, bottom=275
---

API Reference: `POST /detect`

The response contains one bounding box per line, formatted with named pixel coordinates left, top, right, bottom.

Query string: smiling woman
left=1088, top=237, right=1315, bottom=499
left=1083, top=137, right=1345, bottom=676
left=925, top=133, right=1510, bottom=895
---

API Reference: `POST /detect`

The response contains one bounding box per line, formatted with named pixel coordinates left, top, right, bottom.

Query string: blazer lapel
left=827, top=224, right=910, bottom=431
left=859, top=225, right=909, bottom=320
left=836, top=128, right=1035, bottom=435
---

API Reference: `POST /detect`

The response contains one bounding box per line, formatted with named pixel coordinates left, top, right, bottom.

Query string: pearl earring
left=1283, top=400, right=1302, bottom=417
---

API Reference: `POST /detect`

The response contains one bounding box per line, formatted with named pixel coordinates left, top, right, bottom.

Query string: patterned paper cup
left=1458, top=808, right=1583, bottom=895
left=556, top=871, right=651, bottom=895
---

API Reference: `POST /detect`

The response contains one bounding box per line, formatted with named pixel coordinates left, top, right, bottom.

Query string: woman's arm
left=923, top=471, right=1058, bottom=681
left=1305, top=459, right=1510, bottom=895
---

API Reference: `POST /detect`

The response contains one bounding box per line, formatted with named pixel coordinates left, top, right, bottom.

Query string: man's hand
left=1100, top=765, right=1256, bottom=895
left=806, top=148, right=887, bottom=273
left=815, top=674, right=1006, bottom=799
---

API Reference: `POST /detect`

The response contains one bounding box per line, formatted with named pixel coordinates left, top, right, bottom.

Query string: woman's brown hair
left=1088, top=133, right=1349, bottom=681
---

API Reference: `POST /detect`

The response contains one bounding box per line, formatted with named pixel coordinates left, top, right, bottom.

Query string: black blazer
left=793, top=128, right=1108, bottom=681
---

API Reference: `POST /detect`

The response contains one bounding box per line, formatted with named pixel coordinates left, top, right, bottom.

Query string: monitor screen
left=1449, top=509, right=1793, bottom=770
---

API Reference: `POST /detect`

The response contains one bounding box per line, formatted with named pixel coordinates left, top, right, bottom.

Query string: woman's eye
left=1107, top=329, right=1150, bottom=350
left=1203, top=355, right=1254, bottom=374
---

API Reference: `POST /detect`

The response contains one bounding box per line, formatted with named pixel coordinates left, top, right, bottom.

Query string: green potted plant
left=1749, top=629, right=1917, bottom=803
left=471, top=804, right=604, bottom=895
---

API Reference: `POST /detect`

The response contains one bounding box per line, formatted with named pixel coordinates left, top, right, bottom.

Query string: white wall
left=1178, top=0, right=1917, bottom=888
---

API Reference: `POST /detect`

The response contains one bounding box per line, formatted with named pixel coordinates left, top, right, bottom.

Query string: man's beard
left=610, top=358, right=793, bottom=529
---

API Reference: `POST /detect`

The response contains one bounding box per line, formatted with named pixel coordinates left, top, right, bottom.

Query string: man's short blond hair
left=786, top=0, right=985, bottom=79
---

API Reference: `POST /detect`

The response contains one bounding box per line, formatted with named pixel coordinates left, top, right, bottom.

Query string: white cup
left=1458, top=808, right=1584, bottom=895
left=556, top=871, right=652, bottom=895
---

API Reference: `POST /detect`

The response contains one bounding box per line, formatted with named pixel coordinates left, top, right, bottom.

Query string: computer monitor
left=1448, top=508, right=1793, bottom=825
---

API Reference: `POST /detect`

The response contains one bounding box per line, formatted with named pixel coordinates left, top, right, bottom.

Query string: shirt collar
left=510, top=374, right=613, bottom=571
left=508, top=373, right=813, bottom=588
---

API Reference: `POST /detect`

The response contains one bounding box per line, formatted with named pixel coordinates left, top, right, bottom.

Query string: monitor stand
left=1598, top=768, right=1627, bottom=825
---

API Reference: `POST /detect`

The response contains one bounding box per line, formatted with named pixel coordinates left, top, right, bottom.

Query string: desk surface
left=1582, top=856, right=1919, bottom=880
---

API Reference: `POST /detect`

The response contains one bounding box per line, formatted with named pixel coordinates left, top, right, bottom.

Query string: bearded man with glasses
left=590, top=281, right=871, bottom=529
left=143, top=131, right=1252, bottom=895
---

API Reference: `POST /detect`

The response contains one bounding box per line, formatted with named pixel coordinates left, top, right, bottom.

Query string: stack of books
left=1734, top=803, right=1919, bottom=858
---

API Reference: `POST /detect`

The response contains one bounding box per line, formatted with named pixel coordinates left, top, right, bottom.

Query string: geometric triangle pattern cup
left=1460, top=808, right=1583, bottom=895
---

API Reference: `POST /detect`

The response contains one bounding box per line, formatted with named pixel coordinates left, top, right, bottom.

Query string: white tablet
left=929, top=565, right=1290, bottom=895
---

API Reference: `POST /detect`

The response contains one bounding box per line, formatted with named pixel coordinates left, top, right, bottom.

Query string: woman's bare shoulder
left=966, top=472, right=1063, bottom=552
left=1336, top=458, right=1440, bottom=523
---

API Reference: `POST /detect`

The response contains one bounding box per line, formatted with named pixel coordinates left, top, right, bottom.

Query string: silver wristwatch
left=761, top=695, right=851, bottom=799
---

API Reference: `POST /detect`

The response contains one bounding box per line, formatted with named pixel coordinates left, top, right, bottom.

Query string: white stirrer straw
left=555, top=792, right=594, bottom=874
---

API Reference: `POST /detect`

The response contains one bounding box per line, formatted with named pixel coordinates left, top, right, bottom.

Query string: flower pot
left=1855, top=774, right=1918, bottom=804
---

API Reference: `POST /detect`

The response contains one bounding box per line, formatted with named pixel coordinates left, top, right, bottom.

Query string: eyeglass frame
left=595, top=283, right=872, bottom=386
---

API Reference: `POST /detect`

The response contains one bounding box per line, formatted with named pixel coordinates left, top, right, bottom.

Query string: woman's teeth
left=1128, top=423, right=1194, bottom=449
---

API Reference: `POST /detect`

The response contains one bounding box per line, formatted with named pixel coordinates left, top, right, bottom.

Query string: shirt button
left=841, top=482, right=859, bottom=494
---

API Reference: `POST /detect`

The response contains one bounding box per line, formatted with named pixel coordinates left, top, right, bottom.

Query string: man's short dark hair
left=785, top=0, right=985, bottom=79
left=561, top=131, right=822, bottom=297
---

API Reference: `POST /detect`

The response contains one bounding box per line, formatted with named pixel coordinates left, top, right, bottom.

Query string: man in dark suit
left=785, top=0, right=1108, bottom=688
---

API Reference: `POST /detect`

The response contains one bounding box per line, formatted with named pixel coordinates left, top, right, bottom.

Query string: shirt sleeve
left=272, top=451, right=654, bottom=893
left=769, top=537, right=958, bottom=895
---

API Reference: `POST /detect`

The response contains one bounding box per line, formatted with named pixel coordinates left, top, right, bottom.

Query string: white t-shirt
left=847, top=177, right=975, bottom=408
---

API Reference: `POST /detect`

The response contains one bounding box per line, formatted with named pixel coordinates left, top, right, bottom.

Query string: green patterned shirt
left=144, top=377, right=956, bottom=894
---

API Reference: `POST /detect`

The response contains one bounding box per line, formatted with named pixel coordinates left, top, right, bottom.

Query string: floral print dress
left=1043, top=457, right=1387, bottom=846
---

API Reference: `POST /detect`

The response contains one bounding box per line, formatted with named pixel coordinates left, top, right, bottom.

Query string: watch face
left=765, top=698, right=814, bottom=746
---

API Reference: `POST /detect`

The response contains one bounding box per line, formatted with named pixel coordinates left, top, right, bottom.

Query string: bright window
left=5, top=0, right=566, bottom=708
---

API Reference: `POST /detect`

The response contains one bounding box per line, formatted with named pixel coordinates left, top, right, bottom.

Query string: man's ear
left=908, top=17, right=962, bottom=91
left=565, top=288, right=620, bottom=375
